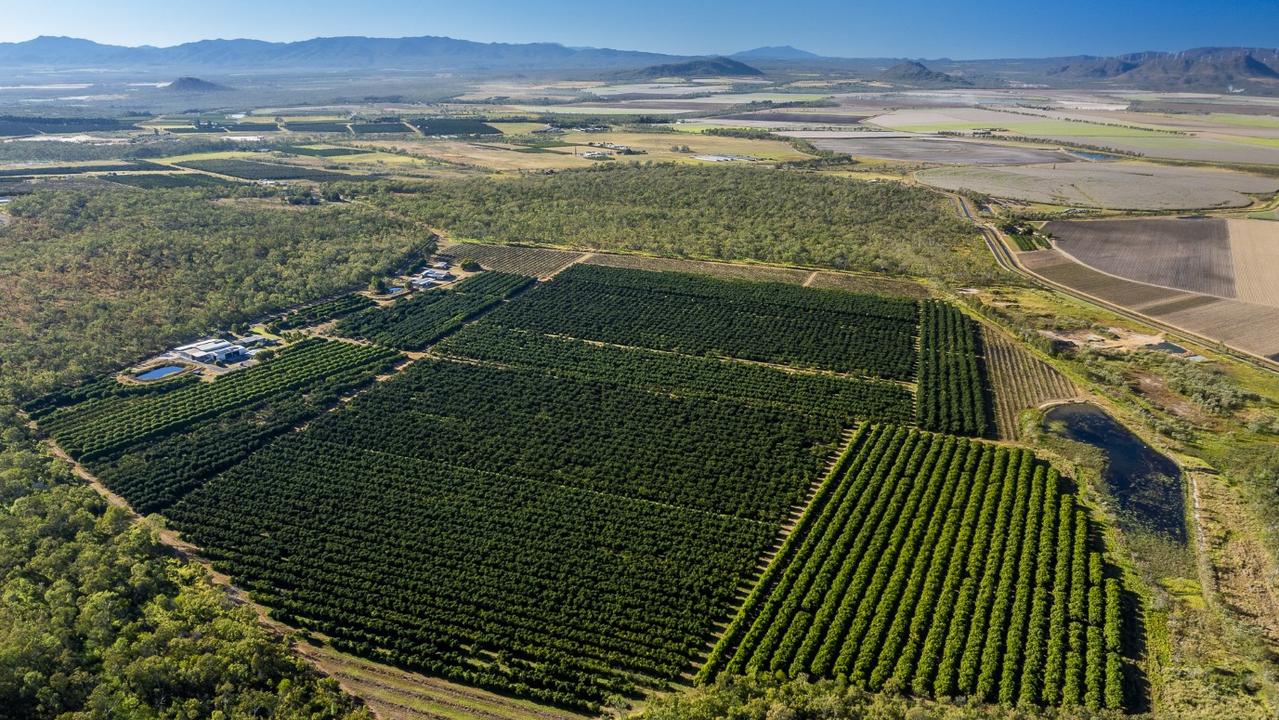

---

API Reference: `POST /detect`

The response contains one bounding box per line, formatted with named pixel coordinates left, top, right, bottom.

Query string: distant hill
left=732, top=46, right=821, bottom=61
left=166, top=76, right=231, bottom=93
left=624, top=57, right=764, bottom=79
left=881, top=60, right=973, bottom=86
left=1048, top=48, right=1279, bottom=90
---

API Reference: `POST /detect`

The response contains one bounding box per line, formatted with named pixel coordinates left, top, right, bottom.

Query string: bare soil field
left=1022, top=249, right=1279, bottom=361
left=413, top=140, right=593, bottom=171
left=582, top=253, right=812, bottom=284
left=919, top=162, right=1279, bottom=210
left=868, top=105, right=1279, bottom=164
left=981, top=325, right=1078, bottom=439
left=1227, top=219, right=1279, bottom=307
left=1047, top=218, right=1237, bottom=298
left=444, top=242, right=586, bottom=277
left=1022, top=249, right=1191, bottom=306
left=811, top=136, right=1068, bottom=164
left=1153, top=298, right=1279, bottom=361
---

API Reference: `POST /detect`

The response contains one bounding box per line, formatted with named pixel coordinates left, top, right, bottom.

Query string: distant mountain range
left=0, top=35, right=673, bottom=72
left=1, top=35, right=1277, bottom=93
left=1047, top=47, right=1279, bottom=89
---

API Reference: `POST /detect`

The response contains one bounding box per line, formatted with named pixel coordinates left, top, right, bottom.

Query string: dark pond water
left=1044, top=402, right=1186, bottom=543
left=135, top=364, right=185, bottom=381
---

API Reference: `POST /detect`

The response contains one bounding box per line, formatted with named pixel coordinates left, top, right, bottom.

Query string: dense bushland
left=377, top=164, right=995, bottom=282
left=0, top=419, right=371, bottom=719
left=0, top=187, right=420, bottom=397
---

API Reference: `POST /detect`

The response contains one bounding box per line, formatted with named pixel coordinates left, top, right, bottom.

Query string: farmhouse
left=174, top=338, right=249, bottom=364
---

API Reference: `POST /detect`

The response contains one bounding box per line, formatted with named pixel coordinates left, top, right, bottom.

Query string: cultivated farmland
left=1227, top=219, right=1279, bottom=307
left=486, top=265, right=920, bottom=378
left=437, top=322, right=916, bottom=427
left=1047, top=218, right=1237, bottom=298
left=919, top=162, right=1279, bottom=210
left=811, top=137, right=1068, bottom=165
left=29, top=338, right=400, bottom=462
left=410, top=117, right=502, bottom=136
left=1020, top=249, right=1279, bottom=361
left=175, top=158, right=358, bottom=181
left=916, top=300, right=990, bottom=437
left=982, top=327, right=1078, bottom=440
left=334, top=272, right=533, bottom=350
left=699, top=425, right=1130, bottom=710
left=29, top=262, right=1129, bottom=715
left=447, top=242, right=586, bottom=277
left=1045, top=217, right=1279, bottom=309
left=351, top=122, right=412, bottom=134
left=269, top=293, right=376, bottom=331
left=106, top=173, right=237, bottom=189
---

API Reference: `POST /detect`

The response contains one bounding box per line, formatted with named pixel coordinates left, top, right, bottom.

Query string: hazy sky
left=2, top=0, right=1276, bottom=59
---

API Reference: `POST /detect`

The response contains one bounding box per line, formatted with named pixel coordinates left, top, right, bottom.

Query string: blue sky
left=2, top=0, right=1276, bottom=59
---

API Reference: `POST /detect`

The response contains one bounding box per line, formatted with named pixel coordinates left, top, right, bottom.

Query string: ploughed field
left=982, top=326, right=1078, bottom=440
left=1023, top=220, right=1279, bottom=361
left=27, top=263, right=1142, bottom=714
left=1045, top=218, right=1279, bottom=308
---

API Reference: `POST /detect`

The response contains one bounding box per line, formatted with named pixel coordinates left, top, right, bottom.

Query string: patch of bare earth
left=1127, top=369, right=1215, bottom=427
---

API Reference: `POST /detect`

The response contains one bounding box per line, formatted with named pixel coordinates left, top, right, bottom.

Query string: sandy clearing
left=1228, top=219, right=1279, bottom=307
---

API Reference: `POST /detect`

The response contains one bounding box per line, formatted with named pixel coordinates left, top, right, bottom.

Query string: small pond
left=1044, top=402, right=1186, bottom=543
left=135, top=364, right=185, bottom=381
